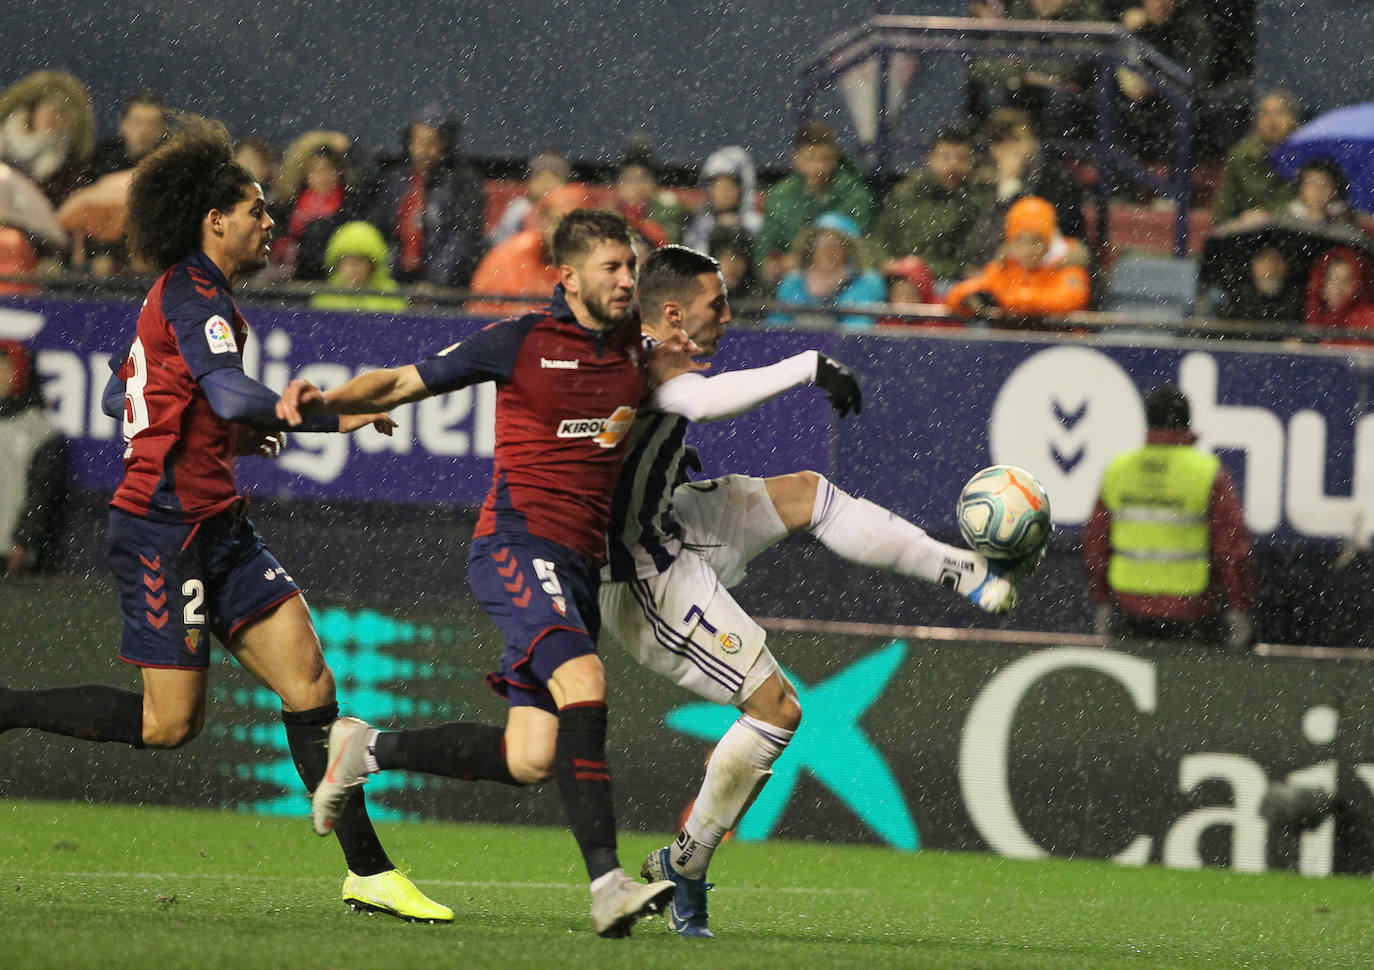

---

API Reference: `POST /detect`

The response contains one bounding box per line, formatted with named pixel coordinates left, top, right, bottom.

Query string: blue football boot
left=641, top=846, right=713, bottom=938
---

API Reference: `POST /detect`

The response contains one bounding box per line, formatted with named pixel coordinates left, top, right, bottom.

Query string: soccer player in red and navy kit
left=0, top=116, right=452, bottom=923
left=281, top=210, right=690, bottom=937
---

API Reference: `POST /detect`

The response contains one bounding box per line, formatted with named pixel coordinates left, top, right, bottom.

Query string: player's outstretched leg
left=314, top=716, right=528, bottom=835
left=0, top=684, right=146, bottom=745
left=797, top=473, right=1031, bottom=614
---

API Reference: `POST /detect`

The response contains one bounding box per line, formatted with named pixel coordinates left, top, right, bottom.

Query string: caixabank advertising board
left=4, top=581, right=1372, bottom=877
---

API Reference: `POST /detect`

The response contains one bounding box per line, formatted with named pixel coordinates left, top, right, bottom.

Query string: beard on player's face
left=583, top=290, right=635, bottom=328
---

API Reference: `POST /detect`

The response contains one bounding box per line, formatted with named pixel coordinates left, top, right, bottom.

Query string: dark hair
left=932, top=123, right=975, bottom=149
left=126, top=114, right=257, bottom=272
left=794, top=121, right=838, bottom=151
left=638, top=245, right=719, bottom=319
left=550, top=208, right=633, bottom=267
left=706, top=224, right=754, bottom=262
left=618, top=137, right=662, bottom=177
left=1144, top=383, right=1191, bottom=431
left=120, top=88, right=163, bottom=117
left=1298, top=157, right=1348, bottom=202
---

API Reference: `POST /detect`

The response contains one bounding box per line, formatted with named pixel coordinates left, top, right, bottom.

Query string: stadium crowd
left=0, top=2, right=1371, bottom=340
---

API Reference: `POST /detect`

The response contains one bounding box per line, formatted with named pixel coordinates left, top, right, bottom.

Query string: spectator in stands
left=0, top=71, right=94, bottom=204
left=1212, top=90, right=1300, bottom=224
left=233, top=135, right=282, bottom=201
left=1285, top=158, right=1359, bottom=227
left=945, top=195, right=1091, bottom=326
left=0, top=339, right=67, bottom=576
left=878, top=256, right=961, bottom=328
left=770, top=212, right=885, bottom=329
left=467, top=182, right=593, bottom=315
left=311, top=221, right=408, bottom=313
left=683, top=146, right=762, bottom=253
left=359, top=103, right=486, bottom=289
left=1304, top=247, right=1374, bottom=342
left=273, top=132, right=356, bottom=280
left=755, top=122, right=875, bottom=287
left=87, top=90, right=166, bottom=180
left=609, top=138, right=688, bottom=248
left=873, top=125, right=989, bottom=282
left=1084, top=383, right=1252, bottom=649
left=967, top=0, right=1108, bottom=139
left=1210, top=244, right=1303, bottom=324
left=706, top=224, right=762, bottom=304
left=55, top=168, right=133, bottom=276
left=1115, top=0, right=1216, bottom=162
left=0, top=227, right=38, bottom=296
left=973, top=108, right=1087, bottom=262
left=487, top=150, right=571, bottom=246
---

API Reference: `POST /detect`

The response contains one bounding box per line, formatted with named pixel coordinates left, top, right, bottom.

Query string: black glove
left=815, top=353, right=862, bottom=417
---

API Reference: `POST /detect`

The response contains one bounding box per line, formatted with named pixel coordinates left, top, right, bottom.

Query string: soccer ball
left=956, top=464, right=1052, bottom=560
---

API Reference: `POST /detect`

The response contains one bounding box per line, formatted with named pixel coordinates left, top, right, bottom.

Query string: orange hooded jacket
left=945, top=197, right=1090, bottom=319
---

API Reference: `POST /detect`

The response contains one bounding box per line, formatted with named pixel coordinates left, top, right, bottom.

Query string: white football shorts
left=599, top=475, right=787, bottom=705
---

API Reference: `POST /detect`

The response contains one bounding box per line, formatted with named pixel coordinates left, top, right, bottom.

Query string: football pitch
left=0, top=799, right=1368, bottom=969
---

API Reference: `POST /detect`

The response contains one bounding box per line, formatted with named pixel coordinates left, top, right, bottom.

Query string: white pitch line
left=30, top=871, right=870, bottom=896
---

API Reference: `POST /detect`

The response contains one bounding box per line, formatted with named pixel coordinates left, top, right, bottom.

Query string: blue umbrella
left=1274, top=103, right=1374, bottom=212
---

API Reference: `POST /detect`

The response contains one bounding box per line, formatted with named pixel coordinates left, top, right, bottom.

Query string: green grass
left=0, top=799, right=1367, bottom=970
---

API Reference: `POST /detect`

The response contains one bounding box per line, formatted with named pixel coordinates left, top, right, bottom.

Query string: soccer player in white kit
left=599, top=245, right=1044, bottom=937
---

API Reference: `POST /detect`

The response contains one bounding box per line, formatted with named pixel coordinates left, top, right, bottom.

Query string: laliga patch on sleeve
left=205, top=316, right=238, bottom=355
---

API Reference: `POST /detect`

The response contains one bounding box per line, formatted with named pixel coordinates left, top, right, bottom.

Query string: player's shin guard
left=0, top=684, right=145, bottom=747
left=555, top=701, right=620, bottom=882
left=372, top=722, right=522, bottom=785
left=673, top=714, right=792, bottom=880
left=282, top=703, right=392, bottom=876
left=807, top=476, right=966, bottom=583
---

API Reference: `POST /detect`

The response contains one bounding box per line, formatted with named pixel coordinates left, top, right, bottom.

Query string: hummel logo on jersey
left=540, top=357, right=579, bottom=370
left=556, top=405, right=637, bottom=448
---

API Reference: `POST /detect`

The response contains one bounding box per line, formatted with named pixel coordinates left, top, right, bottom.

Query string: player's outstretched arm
left=651, top=350, right=862, bottom=423
left=277, top=365, right=429, bottom=426
left=339, top=413, right=398, bottom=435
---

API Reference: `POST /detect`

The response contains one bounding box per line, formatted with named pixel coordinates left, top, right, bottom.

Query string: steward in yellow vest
left=1083, top=384, right=1253, bottom=648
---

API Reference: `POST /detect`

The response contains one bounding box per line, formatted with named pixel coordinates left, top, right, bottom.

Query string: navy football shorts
left=108, top=505, right=302, bottom=669
left=468, top=533, right=600, bottom=713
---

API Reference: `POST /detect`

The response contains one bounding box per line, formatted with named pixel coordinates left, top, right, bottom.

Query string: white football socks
left=807, top=477, right=990, bottom=596
left=672, top=714, right=793, bottom=880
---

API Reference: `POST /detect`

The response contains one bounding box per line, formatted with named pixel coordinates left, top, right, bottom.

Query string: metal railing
left=7, top=271, right=1374, bottom=348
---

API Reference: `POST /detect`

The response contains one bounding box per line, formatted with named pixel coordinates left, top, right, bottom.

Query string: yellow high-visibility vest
left=1101, top=444, right=1219, bottom=597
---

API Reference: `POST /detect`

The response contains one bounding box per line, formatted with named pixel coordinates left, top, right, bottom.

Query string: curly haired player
left=0, top=115, right=451, bottom=924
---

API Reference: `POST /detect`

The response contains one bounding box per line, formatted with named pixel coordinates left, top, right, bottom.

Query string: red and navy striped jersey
left=416, top=286, right=645, bottom=566
left=109, top=252, right=250, bottom=523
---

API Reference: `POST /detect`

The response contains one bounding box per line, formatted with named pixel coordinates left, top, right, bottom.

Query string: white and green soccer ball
left=956, top=464, right=1052, bottom=560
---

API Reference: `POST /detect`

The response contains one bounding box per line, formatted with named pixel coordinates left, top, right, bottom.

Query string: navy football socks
left=281, top=703, right=392, bottom=877
left=0, top=684, right=145, bottom=747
